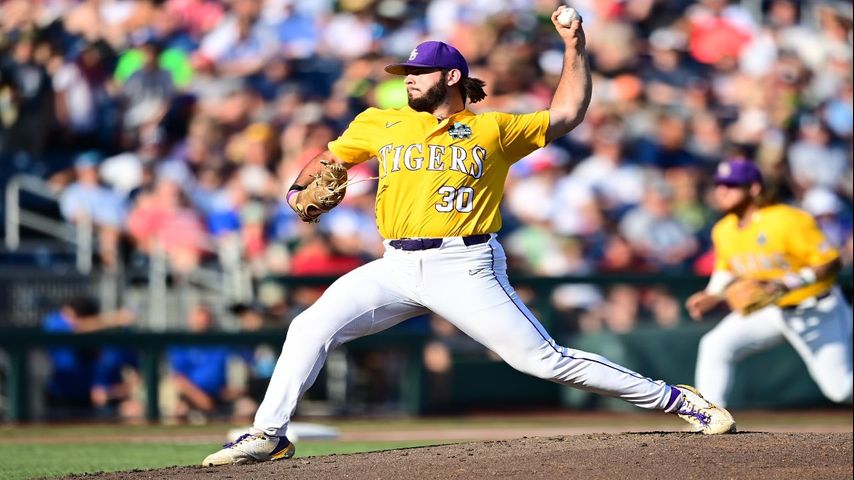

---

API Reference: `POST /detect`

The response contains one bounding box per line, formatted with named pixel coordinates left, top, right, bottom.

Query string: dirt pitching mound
left=60, top=432, right=852, bottom=480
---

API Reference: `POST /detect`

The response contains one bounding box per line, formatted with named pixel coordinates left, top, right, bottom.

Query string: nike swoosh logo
left=468, top=268, right=485, bottom=275
left=385, top=121, right=402, bottom=128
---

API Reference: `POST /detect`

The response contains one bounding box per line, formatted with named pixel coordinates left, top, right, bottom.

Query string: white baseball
left=557, top=7, right=581, bottom=27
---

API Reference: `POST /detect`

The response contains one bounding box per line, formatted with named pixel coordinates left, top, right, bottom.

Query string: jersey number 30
left=435, top=186, right=474, bottom=213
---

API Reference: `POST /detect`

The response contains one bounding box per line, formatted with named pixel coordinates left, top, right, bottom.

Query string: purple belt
left=389, top=234, right=491, bottom=251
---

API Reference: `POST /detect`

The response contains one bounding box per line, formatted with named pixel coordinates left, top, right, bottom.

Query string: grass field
left=1, top=410, right=851, bottom=480
left=0, top=439, right=443, bottom=480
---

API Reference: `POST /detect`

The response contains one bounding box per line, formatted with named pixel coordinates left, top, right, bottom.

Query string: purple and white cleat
left=202, top=432, right=295, bottom=466
left=672, top=384, right=736, bottom=435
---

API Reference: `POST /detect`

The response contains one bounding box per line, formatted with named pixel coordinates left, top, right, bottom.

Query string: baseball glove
left=723, top=279, right=784, bottom=315
left=292, top=161, right=348, bottom=223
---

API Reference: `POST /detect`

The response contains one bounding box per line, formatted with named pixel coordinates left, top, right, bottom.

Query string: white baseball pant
left=254, top=235, right=678, bottom=437
left=695, top=288, right=853, bottom=407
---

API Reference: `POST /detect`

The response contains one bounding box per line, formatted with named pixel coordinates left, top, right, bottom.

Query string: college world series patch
left=449, top=122, right=472, bottom=140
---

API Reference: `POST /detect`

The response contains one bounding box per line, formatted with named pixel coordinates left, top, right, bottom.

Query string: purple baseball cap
left=385, top=41, right=469, bottom=77
left=714, top=159, right=763, bottom=186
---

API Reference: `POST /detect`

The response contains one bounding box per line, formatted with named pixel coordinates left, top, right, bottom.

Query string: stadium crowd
left=1, top=0, right=852, bottom=340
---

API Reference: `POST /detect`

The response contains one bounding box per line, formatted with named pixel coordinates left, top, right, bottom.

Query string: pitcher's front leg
left=253, top=260, right=428, bottom=437
left=203, top=258, right=427, bottom=467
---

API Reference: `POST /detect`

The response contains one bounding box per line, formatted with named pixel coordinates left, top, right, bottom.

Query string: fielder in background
left=203, top=6, right=735, bottom=467
left=686, top=159, right=853, bottom=407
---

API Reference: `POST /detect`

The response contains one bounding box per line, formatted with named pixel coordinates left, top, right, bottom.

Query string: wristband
left=286, top=185, right=305, bottom=204
left=705, top=270, right=735, bottom=296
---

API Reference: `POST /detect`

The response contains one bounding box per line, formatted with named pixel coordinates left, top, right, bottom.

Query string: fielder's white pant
left=695, top=288, right=853, bottom=407
left=254, top=235, right=678, bottom=437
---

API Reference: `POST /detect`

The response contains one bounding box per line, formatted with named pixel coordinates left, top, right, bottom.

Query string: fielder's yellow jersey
left=328, top=106, right=549, bottom=239
left=712, top=204, right=838, bottom=306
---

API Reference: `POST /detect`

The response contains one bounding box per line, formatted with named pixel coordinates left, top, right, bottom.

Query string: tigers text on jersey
left=711, top=204, right=839, bottom=306
left=327, top=106, right=549, bottom=239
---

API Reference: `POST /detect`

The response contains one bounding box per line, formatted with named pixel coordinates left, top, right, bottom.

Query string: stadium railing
left=4, top=174, right=93, bottom=273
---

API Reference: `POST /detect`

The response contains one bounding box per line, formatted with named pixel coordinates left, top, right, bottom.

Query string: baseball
left=557, top=7, right=581, bottom=26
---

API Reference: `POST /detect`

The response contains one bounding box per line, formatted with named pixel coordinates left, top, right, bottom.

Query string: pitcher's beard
left=408, top=80, right=449, bottom=113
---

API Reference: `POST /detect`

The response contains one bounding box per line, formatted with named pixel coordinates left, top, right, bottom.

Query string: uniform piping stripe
left=488, top=241, right=657, bottom=384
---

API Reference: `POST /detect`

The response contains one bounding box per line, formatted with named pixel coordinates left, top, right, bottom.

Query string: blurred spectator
left=685, top=112, right=725, bottom=165
left=89, top=345, right=143, bottom=419
left=686, top=0, right=754, bottom=66
left=197, top=0, right=266, bottom=67
left=571, top=123, right=644, bottom=216
left=207, top=174, right=256, bottom=255
left=619, top=179, right=699, bottom=270
left=214, top=13, right=278, bottom=78
left=270, top=1, right=319, bottom=59
left=42, top=296, right=140, bottom=418
left=666, top=167, right=715, bottom=236
left=0, top=34, right=53, bottom=169
left=127, top=178, right=208, bottom=273
left=166, top=303, right=249, bottom=422
left=100, top=127, right=169, bottom=198
left=642, top=27, right=696, bottom=109
left=787, top=117, right=849, bottom=193
left=320, top=5, right=376, bottom=59
left=121, top=40, right=174, bottom=130
left=802, top=187, right=853, bottom=265
left=634, top=113, right=698, bottom=169
left=58, top=151, right=127, bottom=270
left=63, top=0, right=154, bottom=49
left=52, top=42, right=114, bottom=152
left=226, top=122, right=279, bottom=197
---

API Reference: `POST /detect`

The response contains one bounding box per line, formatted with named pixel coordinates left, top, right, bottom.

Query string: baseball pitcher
left=686, top=159, right=853, bottom=407
left=203, top=7, right=735, bottom=467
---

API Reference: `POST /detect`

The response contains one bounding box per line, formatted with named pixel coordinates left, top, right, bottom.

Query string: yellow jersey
left=327, top=106, right=549, bottom=239
left=711, top=204, right=838, bottom=306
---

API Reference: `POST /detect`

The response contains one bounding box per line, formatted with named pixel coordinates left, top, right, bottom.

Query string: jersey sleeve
left=327, top=108, right=380, bottom=165
left=785, top=209, right=839, bottom=266
left=492, top=111, right=550, bottom=163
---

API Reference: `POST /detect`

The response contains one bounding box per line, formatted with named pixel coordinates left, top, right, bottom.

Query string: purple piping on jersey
left=665, top=385, right=682, bottom=411
left=487, top=241, right=656, bottom=383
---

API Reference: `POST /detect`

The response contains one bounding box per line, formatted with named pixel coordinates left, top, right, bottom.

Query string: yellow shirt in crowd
left=328, top=106, right=549, bottom=239
left=712, top=204, right=838, bottom=306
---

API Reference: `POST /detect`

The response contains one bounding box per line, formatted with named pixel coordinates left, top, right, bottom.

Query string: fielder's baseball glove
left=292, top=161, right=348, bottom=223
left=723, top=279, right=784, bottom=315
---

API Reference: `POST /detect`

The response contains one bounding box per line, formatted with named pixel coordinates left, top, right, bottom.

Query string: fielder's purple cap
left=714, top=159, right=763, bottom=186
left=384, top=41, right=469, bottom=77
